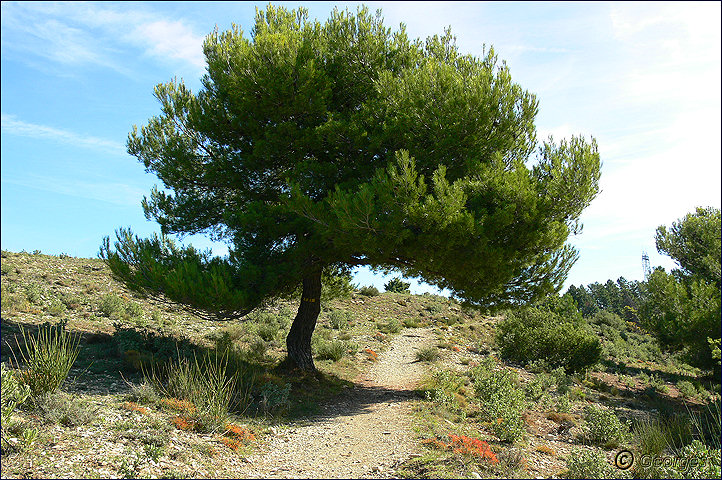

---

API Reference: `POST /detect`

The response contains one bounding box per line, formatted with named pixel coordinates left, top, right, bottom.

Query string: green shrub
left=416, top=346, right=440, bottom=362
left=33, top=391, right=97, bottom=426
left=255, top=322, right=278, bottom=342
left=25, top=283, right=44, bottom=305
left=47, top=299, right=67, bottom=316
left=677, top=380, right=698, bottom=399
left=258, top=381, right=291, bottom=415
left=315, top=340, right=348, bottom=361
left=378, top=318, right=402, bottom=334
left=564, top=449, right=626, bottom=479
left=496, top=306, right=602, bottom=373
left=13, top=322, right=81, bottom=396
left=328, top=309, right=353, bottom=330
left=472, top=358, right=526, bottom=443
left=384, top=277, right=410, bottom=294
left=1, top=363, right=32, bottom=451
left=358, top=285, right=380, bottom=296
left=664, top=440, right=721, bottom=479
left=403, top=318, right=421, bottom=328
left=100, top=293, right=125, bottom=317
left=581, top=405, right=631, bottom=448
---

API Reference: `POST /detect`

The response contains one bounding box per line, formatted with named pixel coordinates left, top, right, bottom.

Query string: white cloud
left=131, top=20, right=206, bottom=69
left=1, top=113, right=125, bottom=155
left=1, top=2, right=206, bottom=75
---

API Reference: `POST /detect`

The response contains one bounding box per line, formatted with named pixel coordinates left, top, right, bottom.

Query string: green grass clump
left=416, top=346, right=440, bottom=362
left=378, top=318, right=402, bottom=334
left=145, top=351, right=238, bottom=433
left=328, top=309, right=353, bottom=330
left=1, top=363, right=33, bottom=452
left=315, top=340, right=348, bottom=362
left=33, top=391, right=97, bottom=427
left=13, top=322, right=81, bottom=396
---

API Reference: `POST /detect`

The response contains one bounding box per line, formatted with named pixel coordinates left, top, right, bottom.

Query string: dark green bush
left=496, top=306, right=602, bottom=373
left=358, top=285, right=380, bottom=296
left=384, top=277, right=410, bottom=294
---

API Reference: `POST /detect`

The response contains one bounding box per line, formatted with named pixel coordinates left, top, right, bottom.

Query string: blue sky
left=1, top=1, right=720, bottom=295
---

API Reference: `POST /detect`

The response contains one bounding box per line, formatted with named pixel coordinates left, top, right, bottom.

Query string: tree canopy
left=641, top=207, right=721, bottom=371
left=101, top=5, right=601, bottom=370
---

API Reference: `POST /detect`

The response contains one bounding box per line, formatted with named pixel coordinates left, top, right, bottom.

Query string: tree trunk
left=286, top=268, right=322, bottom=371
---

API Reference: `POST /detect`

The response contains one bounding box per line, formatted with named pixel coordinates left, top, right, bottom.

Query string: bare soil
left=240, top=329, right=436, bottom=479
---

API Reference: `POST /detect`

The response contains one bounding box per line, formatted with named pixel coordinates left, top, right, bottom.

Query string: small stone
left=372, top=466, right=384, bottom=473
left=471, top=472, right=482, bottom=479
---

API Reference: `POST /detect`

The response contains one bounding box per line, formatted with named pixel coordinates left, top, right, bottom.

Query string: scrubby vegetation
left=1, top=241, right=720, bottom=478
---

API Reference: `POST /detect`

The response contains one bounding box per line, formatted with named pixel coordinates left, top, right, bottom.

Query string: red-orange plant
left=364, top=348, right=378, bottom=361
left=171, top=415, right=196, bottom=431
left=422, top=435, right=498, bottom=464
left=161, top=397, right=196, bottom=414
left=122, top=401, right=149, bottom=415
left=224, top=422, right=256, bottom=442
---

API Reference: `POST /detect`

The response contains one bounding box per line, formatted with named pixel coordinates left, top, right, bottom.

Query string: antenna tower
left=642, top=251, right=651, bottom=281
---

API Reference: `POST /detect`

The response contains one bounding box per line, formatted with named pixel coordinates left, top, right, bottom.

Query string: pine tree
left=101, top=5, right=601, bottom=371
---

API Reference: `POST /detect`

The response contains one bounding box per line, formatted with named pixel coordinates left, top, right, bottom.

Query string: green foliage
left=33, top=391, right=97, bottom=427
left=640, top=207, right=721, bottom=372
left=358, top=285, right=380, bottom=297
left=385, top=277, right=410, bottom=294
left=496, top=305, right=602, bottom=373
left=314, top=339, right=348, bottom=361
left=655, top=206, right=721, bottom=287
left=416, top=346, right=440, bottom=362
left=258, top=381, right=291, bottom=415
left=581, top=405, right=631, bottom=448
left=145, top=352, right=238, bottom=433
left=641, top=268, right=720, bottom=370
left=13, top=322, right=81, bottom=396
left=1, top=363, right=32, bottom=451
left=471, top=358, right=526, bottom=443
left=328, top=309, right=353, bottom=330
left=102, top=4, right=601, bottom=326
left=564, top=449, right=627, bottom=479
left=377, top=318, right=402, bottom=334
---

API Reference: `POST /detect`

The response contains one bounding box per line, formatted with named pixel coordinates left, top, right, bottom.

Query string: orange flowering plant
left=422, top=434, right=498, bottom=464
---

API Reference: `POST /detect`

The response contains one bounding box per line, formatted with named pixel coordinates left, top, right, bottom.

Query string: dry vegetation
left=1, top=250, right=719, bottom=479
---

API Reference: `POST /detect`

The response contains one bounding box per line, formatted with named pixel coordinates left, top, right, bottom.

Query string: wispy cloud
left=2, top=173, right=146, bottom=207
left=130, top=19, right=206, bottom=69
left=1, top=2, right=206, bottom=75
left=1, top=113, right=125, bottom=155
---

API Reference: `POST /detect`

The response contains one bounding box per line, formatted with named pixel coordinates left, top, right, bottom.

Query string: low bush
left=564, top=449, right=626, bottom=479
left=33, top=391, right=97, bottom=426
left=377, top=318, right=402, bottom=334
left=328, top=309, right=353, bottom=330
left=496, top=306, right=602, bottom=373
left=1, top=363, right=33, bottom=452
left=315, top=340, right=348, bottom=361
left=358, top=285, right=380, bottom=296
left=472, top=357, right=526, bottom=443
left=416, top=346, right=440, bottom=362
left=581, top=405, right=631, bottom=448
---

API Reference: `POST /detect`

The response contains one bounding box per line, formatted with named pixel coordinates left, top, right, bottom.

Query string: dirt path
left=241, top=328, right=436, bottom=479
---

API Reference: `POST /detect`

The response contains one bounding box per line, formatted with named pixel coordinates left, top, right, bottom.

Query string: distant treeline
left=566, top=278, right=645, bottom=322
